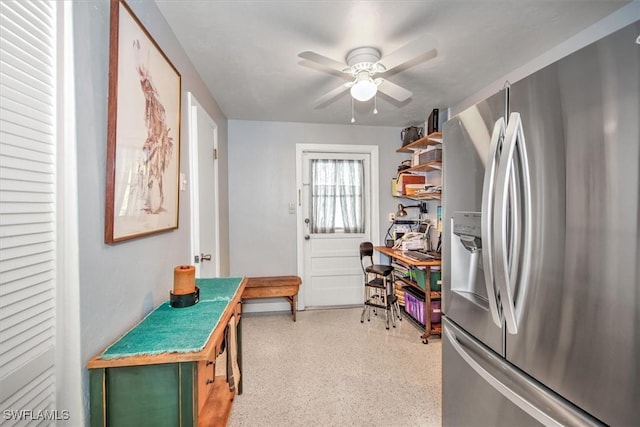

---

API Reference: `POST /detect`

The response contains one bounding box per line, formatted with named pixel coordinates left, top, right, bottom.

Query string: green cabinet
left=90, top=362, right=196, bottom=427
left=88, top=278, right=245, bottom=427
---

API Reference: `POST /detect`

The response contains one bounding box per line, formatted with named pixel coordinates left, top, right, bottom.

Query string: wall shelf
left=396, top=132, right=442, bottom=153
left=402, top=193, right=441, bottom=201
left=401, top=160, right=442, bottom=173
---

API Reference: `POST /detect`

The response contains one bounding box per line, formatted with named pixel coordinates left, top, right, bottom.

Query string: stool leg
left=361, top=283, right=374, bottom=323
left=383, top=278, right=389, bottom=329
left=361, top=278, right=368, bottom=323
left=390, top=295, right=396, bottom=328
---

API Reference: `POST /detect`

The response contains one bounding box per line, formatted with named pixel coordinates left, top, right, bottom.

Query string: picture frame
left=105, top=0, right=181, bottom=243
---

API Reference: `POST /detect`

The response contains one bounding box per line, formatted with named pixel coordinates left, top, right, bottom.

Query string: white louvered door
left=0, top=0, right=58, bottom=421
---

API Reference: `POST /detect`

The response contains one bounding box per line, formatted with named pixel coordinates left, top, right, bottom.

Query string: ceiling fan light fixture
left=350, top=72, right=377, bottom=102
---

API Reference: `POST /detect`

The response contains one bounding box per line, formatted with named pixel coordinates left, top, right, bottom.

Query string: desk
left=88, top=277, right=246, bottom=427
left=375, top=246, right=442, bottom=343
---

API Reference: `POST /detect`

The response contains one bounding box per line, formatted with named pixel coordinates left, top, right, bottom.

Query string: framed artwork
left=105, top=0, right=181, bottom=243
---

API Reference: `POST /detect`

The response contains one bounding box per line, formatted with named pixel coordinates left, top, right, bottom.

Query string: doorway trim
left=187, top=92, right=221, bottom=277
left=295, top=143, right=380, bottom=310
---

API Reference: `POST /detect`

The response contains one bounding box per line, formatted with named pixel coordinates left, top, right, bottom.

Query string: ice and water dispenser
left=450, top=212, right=491, bottom=306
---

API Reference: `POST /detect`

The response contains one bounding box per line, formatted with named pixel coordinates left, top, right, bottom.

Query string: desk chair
left=359, top=242, right=402, bottom=329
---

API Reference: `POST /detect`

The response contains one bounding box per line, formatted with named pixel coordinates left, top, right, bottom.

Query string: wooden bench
left=243, top=276, right=302, bottom=321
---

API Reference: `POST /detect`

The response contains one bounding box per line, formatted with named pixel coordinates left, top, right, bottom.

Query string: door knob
left=304, top=235, right=310, bottom=240
left=194, top=253, right=212, bottom=263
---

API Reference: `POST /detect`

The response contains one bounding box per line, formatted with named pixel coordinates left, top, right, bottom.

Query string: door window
left=310, top=159, right=365, bottom=234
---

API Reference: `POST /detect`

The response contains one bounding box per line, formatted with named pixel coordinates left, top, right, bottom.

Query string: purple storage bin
left=403, top=290, right=425, bottom=326
left=431, top=300, right=441, bottom=324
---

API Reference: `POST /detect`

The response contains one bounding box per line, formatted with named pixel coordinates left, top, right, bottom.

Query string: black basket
left=170, top=286, right=199, bottom=308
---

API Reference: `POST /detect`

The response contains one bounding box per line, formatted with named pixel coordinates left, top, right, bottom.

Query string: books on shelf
left=427, top=108, right=439, bottom=134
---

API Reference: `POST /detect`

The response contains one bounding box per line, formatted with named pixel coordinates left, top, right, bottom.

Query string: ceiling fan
left=299, top=35, right=437, bottom=107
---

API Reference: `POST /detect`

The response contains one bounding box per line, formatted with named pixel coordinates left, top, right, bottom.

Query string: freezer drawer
left=443, top=318, right=602, bottom=427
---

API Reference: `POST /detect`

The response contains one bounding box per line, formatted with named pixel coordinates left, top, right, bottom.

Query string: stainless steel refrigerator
left=442, top=22, right=639, bottom=426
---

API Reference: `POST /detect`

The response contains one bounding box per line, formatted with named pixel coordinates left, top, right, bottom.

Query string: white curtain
left=310, top=159, right=364, bottom=234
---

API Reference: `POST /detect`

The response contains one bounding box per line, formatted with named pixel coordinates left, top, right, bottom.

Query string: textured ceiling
left=155, top=0, right=630, bottom=127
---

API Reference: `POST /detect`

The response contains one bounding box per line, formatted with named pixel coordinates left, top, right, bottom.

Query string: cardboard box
left=405, top=183, right=425, bottom=196
left=397, top=173, right=426, bottom=195
left=391, top=178, right=399, bottom=196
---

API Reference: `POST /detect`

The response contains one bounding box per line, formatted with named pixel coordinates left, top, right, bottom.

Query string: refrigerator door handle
left=511, top=113, right=533, bottom=327
left=494, top=112, right=533, bottom=335
left=444, top=319, right=603, bottom=427
left=480, top=117, right=504, bottom=327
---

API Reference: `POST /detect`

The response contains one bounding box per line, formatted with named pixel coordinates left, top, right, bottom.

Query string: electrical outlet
left=388, top=212, right=395, bottom=222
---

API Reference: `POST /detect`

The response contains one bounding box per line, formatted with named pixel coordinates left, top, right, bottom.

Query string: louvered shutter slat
left=0, top=202, right=53, bottom=214
left=0, top=271, right=54, bottom=296
left=0, top=190, right=53, bottom=204
left=1, top=362, right=55, bottom=414
left=0, top=181, right=54, bottom=196
left=0, top=164, right=54, bottom=183
left=1, top=100, right=55, bottom=128
left=0, top=58, right=54, bottom=97
left=2, top=85, right=53, bottom=117
left=0, top=72, right=54, bottom=110
left=1, top=251, right=54, bottom=276
left=0, top=291, right=53, bottom=322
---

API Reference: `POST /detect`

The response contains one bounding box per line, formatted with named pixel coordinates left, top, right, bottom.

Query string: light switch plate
left=180, top=173, right=187, bottom=191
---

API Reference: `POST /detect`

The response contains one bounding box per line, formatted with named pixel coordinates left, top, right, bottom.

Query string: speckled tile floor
left=228, top=307, right=442, bottom=427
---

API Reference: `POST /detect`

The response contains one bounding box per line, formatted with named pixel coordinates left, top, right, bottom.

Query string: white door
left=188, top=93, right=220, bottom=278
left=296, top=144, right=380, bottom=308
left=0, top=0, right=75, bottom=417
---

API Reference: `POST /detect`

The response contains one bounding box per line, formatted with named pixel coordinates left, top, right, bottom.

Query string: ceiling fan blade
left=377, top=34, right=437, bottom=73
left=313, top=84, right=350, bottom=107
left=299, top=51, right=349, bottom=73
left=378, top=79, right=412, bottom=103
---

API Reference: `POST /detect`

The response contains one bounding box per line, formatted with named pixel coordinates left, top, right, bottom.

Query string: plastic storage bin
left=403, top=286, right=425, bottom=326
left=410, top=268, right=427, bottom=290
left=430, top=267, right=441, bottom=291
left=431, top=300, right=441, bottom=324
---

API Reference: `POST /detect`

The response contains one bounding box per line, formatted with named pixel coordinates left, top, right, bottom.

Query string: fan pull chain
left=351, top=97, right=355, bottom=123
left=373, top=94, right=378, bottom=114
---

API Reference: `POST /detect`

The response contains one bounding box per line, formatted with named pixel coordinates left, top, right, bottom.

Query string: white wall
left=72, top=0, right=229, bottom=422
left=228, top=120, right=416, bottom=311
left=451, top=1, right=640, bottom=116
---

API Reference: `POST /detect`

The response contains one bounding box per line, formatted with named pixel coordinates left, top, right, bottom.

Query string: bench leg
left=285, top=295, right=297, bottom=321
